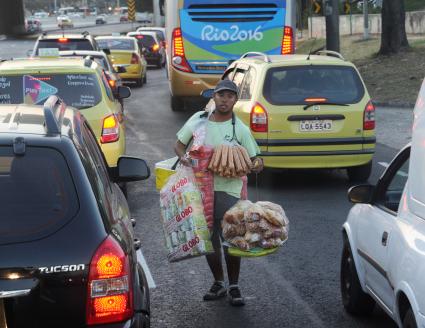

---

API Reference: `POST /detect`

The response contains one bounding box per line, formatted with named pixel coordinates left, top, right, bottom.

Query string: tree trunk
left=379, top=0, right=409, bottom=55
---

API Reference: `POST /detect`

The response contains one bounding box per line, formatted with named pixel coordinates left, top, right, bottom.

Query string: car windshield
left=37, top=39, right=93, bottom=52
left=263, top=65, right=365, bottom=105
left=131, top=35, right=156, bottom=48
left=0, top=146, right=79, bottom=245
left=0, top=73, right=102, bottom=109
left=97, top=38, right=135, bottom=50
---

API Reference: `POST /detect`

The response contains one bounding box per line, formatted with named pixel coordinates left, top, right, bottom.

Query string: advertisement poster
left=23, top=75, right=58, bottom=105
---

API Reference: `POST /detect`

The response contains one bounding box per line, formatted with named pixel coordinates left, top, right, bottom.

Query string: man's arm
left=174, top=140, right=191, bottom=166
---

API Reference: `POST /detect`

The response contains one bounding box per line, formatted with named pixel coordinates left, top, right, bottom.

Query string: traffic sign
left=127, top=0, right=136, bottom=22
left=344, top=0, right=351, bottom=14
left=312, top=0, right=322, bottom=14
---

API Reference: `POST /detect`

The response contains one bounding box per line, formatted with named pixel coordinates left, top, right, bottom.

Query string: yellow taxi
left=95, top=36, right=147, bottom=87
left=208, top=51, right=375, bottom=181
left=0, top=56, right=130, bottom=169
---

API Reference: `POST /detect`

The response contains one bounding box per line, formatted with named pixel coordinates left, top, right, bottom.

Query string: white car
left=34, top=11, right=49, bottom=19
left=340, top=80, right=425, bottom=327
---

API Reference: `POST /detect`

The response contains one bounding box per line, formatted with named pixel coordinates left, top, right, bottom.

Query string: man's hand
left=180, top=153, right=192, bottom=167
left=251, top=157, right=264, bottom=173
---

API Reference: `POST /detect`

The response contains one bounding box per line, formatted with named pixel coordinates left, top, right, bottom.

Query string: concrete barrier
left=308, top=10, right=425, bottom=38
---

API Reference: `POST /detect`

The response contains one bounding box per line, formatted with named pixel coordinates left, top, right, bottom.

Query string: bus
left=165, top=0, right=296, bottom=111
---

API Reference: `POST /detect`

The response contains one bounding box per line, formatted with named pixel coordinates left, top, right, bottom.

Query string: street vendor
left=174, top=79, right=264, bottom=306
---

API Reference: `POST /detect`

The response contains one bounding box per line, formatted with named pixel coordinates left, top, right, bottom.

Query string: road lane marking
left=136, top=249, right=156, bottom=289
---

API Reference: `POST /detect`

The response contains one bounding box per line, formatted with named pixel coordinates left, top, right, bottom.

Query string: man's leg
left=205, top=231, right=224, bottom=282
left=223, top=248, right=240, bottom=285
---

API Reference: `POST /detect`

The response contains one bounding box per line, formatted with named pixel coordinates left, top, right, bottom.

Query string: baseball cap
left=214, top=80, right=238, bottom=94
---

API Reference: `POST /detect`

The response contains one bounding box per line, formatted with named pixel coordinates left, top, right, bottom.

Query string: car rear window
left=37, top=39, right=94, bottom=53
left=0, top=73, right=102, bottom=109
left=263, top=65, right=365, bottom=105
left=97, top=38, right=135, bottom=51
left=0, top=146, right=79, bottom=245
left=131, top=35, right=156, bottom=48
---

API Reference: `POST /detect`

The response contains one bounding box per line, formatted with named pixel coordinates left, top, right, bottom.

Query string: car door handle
left=134, top=238, right=141, bottom=250
left=382, top=231, right=389, bottom=246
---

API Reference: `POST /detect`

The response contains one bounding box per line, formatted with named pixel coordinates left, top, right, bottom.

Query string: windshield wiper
left=303, top=102, right=349, bottom=110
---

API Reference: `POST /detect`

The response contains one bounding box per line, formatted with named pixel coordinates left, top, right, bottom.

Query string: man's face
left=213, top=90, right=238, bottom=115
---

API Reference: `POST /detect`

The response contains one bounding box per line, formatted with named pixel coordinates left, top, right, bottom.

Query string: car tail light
left=108, top=79, right=116, bottom=89
left=152, top=44, right=160, bottom=52
left=130, top=53, right=139, bottom=64
left=172, top=28, right=192, bottom=72
left=281, top=26, right=294, bottom=55
left=250, top=103, right=268, bottom=132
left=363, top=100, right=375, bottom=130
left=86, top=236, right=133, bottom=325
left=58, top=37, right=69, bottom=43
left=136, top=35, right=144, bottom=39
left=100, top=114, right=119, bottom=143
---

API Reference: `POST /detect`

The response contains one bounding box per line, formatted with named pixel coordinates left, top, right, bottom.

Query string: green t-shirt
left=177, top=112, right=260, bottom=198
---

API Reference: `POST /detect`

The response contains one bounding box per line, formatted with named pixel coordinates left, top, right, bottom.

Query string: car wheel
left=347, top=161, right=372, bottom=182
left=403, top=308, right=417, bottom=328
left=143, top=73, right=147, bottom=84
left=340, top=240, right=375, bottom=315
left=171, top=95, right=184, bottom=111
left=156, top=59, right=162, bottom=69
left=135, top=77, right=143, bottom=88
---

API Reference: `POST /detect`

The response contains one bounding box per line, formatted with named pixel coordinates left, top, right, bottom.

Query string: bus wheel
left=171, top=96, right=184, bottom=111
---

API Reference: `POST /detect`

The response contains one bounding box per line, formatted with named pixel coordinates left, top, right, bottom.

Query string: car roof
left=39, top=33, right=93, bottom=40
left=0, top=100, right=78, bottom=139
left=0, top=57, right=98, bottom=72
left=58, top=50, right=107, bottom=58
left=95, top=35, right=134, bottom=41
left=236, top=54, right=355, bottom=68
left=127, top=31, right=159, bottom=41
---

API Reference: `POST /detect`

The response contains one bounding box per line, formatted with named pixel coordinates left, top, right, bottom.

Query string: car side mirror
left=27, top=49, right=34, bottom=57
left=115, top=66, right=126, bottom=73
left=102, top=48, right=111, bottom=55
left=117, top=86, right=131, bottom=99
left=201, top=89, right=214, bottom=99
left=347, top=184, right=374, bottom=204
left=114, top=156, right=150, bottom=182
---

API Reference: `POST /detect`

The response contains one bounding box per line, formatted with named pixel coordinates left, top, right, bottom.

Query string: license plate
left=299, top=120, right=332, bottom=132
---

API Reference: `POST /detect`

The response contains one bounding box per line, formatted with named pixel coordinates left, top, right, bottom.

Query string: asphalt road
left=124, top=68, right=411, bottom=328
left=0, top=38, right=414, bottom=328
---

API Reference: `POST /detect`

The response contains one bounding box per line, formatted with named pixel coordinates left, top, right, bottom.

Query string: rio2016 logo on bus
left=201, top=25, right=264, bottom=42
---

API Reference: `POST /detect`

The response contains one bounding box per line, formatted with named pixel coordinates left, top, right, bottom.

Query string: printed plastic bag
left=159, top=166, right=214, bottom=262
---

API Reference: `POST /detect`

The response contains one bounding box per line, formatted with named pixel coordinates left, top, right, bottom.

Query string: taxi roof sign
left=38, top=48, right=60, bottom=57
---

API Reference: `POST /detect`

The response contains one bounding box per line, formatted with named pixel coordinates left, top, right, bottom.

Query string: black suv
left=31, top=32, right=100, bottom=56
left=0, top=96, right=151, bottom=327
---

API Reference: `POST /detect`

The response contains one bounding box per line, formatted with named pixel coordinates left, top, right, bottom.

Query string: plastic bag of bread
left=222, top=222, right=246, bottom=239
left=223, top=200, right=289, bottom=257
left=223, top=200, right=252, bottom=224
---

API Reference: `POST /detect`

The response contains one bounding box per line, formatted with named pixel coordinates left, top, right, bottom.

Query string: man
left=174, top=80, right=263, bottom=306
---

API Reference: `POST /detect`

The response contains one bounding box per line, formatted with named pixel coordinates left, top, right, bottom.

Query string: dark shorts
left=213, top=191, right=239, bottom=241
